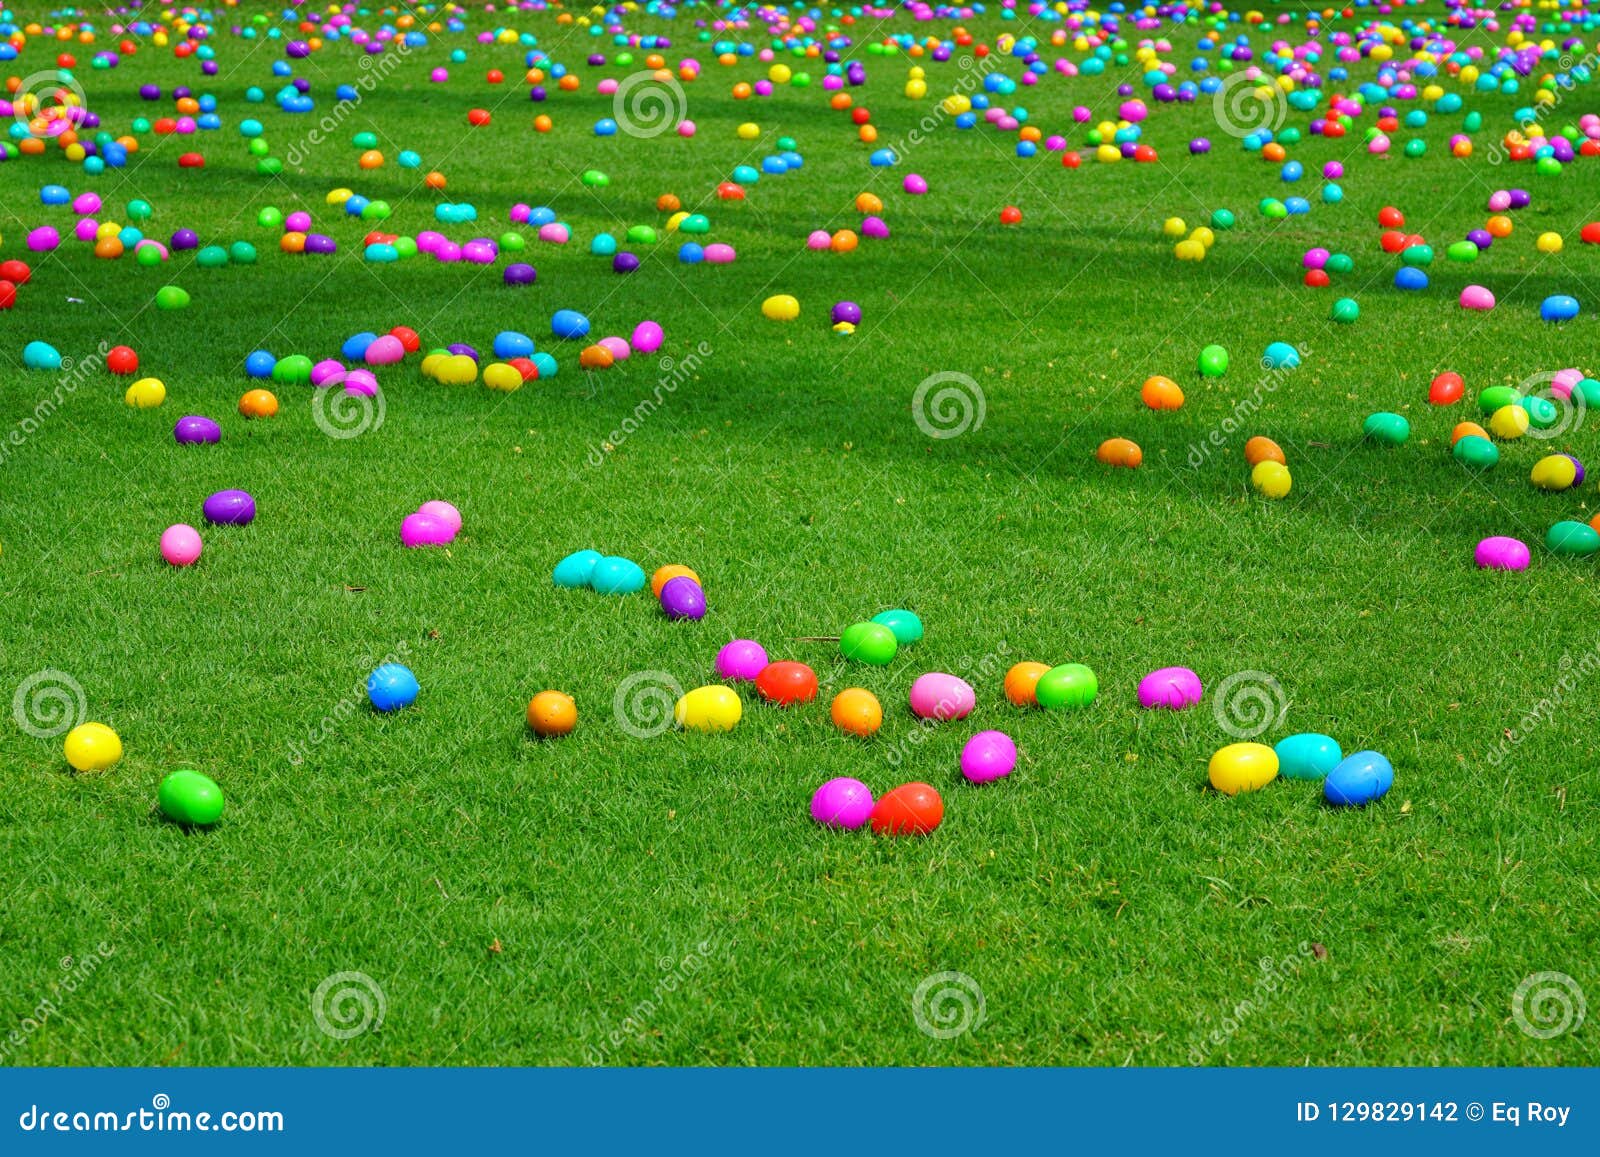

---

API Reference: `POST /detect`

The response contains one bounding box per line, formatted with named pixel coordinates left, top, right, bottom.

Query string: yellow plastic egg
left=905, top=79, right=927, bottom=99
left=942, top=94, right=971, bottom=115
left=666, top=210, right=689, bottom=231
left=438, top=354, right=478, bottom=385
left=1536, top=231, right=1563, bottom=254
left=736, top=121, right=761, bottom=140
left=482, top=362, right=523, bottom=392
left=768, top=63, right=791, bottom=84
left=1530, top=454, right=1577, bottom=491
left=419, top=352, right=447, bottom=381
left=64, top=722, right=122, bottom=772
left=1208, top=742, right=1279, bottom=795
left=326, top=187, right=353, bottom=205
left=1174, top=239, right=1205, bottom=261
left=124, top=377, right=166, bottom=408
left=1488, top=404, right=1530, bottom=440
left=674, top=685, right=742, bottom=733
left=1162, top=216, right=1187, bottom=237
left=1251, top=460, right=1292, bottom=498
left=762, top=294, right=800, bottom=321
left=1190, top=226, right=1216, bottom=249
left=1096, top=144, right=1122, bottom=163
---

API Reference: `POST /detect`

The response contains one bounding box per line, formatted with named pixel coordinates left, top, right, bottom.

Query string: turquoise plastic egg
left=1363, top=412, right=1410, bottom=446
left=590, top=556, right=647, bottom=594
left=1547, top=521, right=1599, bottom=556
left=871, top=608, right=924, bottom=644
left=552, top=549, right=602, bottom=588
left=1274, top=733, right=1343, bottom=780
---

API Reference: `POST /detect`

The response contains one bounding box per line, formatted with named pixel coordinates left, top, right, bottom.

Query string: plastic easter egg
left=1475, top=536, right=1530, bottom=571
left=1540, top=295, right=1579, bottom=322
left=659, top=576, right=707, bottom=620
left=64, top=722, right=122, bottom=772
left=1244, top=437, right=1286, bottom=467
left=756, top=661, right=818, bottom=707
left=401, top=512, right=455, bottom=548
left=157, top=769, right=225, bottom=826
left=870, top=782, right=944, bottom=836
left=1096, top=438, right=1142, bottom=468
left=762, top=294, right=800, bottom=321
left=591, top=556, right=647, bottom=594
left=1429, top=372, right=1464, bottom=405
left=526, top=690, right=577, bottom=737
left=908, top=673, right=975, bottom=721
left=483, top=362, right=523, bottom=392
left=650, top=565, right=701, bottom=597
left=1459, top=285, right=1495, bottom=311
left=1137, top=667, right=1203, bottom=709
left=155, top=285, right=191, bottom=310
left=1323, top=750, right=1393, bottom=807
left=840, top=621, right=897, bottom=665
left=1275, top=733, right=1343, bottom=780
left=417, top=502, right=461, bottom=536
left=549, top=551, right=601, bottom=590
left=1141, top=375, right=1184, bottom=410
left=961, top=731, right=1017, bottom=783
left=551, top=309, right=591, bottom=339
left=238, top=388, right=278, bottom=418
left=871, top=609, right=923, bottom=644
left=1034, top=663, right=1097, bottom=709
left=1198, top=344, right=1229, bottom=377
left=125, top=377, right=166, bottom=408
left=1453, top=435, right=1499, bottom=470
left=1251, top=460, right=1292, bottom=498
left=1207, top=742, right=1279, bottom=795
left=1477, top=386, right=1520, bottom=415
left=367, top=663, right=419, bottom=711
left=1488, top=404, right=1530, bottom=440
left=811, top=777, right=874, bottom=829
left=830, top=688, right=883, bottom=738
left=22, top=341, right=62, bottom=370
left=1547, top=521, right=1600, bottom=556
left=674, top=685, right=742, bottom=733
left=160, top=523, right=203, bottom=566
left=631, top=321, right=664, bottom=353
left=1004, top=661, right=1051, bottom=706
left=1363, top=412, right=1410, bottom=446
left=174, top=415, right=221, bottom=444
left=1453, top=421, right=1489, bottom=446
left=716, top=640, right=769, bottom=682
left=1262, top=342, right=1300, bottom=370
left=203, top=489, right=256, bottom=526
left=1530, top=455, right=1577, bottom=491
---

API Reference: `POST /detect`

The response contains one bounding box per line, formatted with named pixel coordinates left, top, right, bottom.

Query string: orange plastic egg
left=578, top=344, right=614, bottom=370
left=830, top=688, right=883, bottom=737
left=650, top=564, right=701, bottom=598
left=526, top=690, right=577, bottom=737
left=656, top=193, right=681, bottom=213
left=856, top=192, right=883, bottom=214
left=238, top=389, right=278, bottom=419
left=1450, top=421, right=1489, bottom=445
left=1003, top=661, right=1051, bottom=706
left=1140, top=375, right=1184, bottom=410
left=1244, top=436, right=1286, bottom=466
left=871, top=782, right=944, bottom=836
left=1095, top=437, right=1142, bottom=468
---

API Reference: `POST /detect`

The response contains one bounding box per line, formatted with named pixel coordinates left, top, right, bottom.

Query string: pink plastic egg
left=417, top=500, right=461, bottom=535
left=810, top=777, right=875, bottom=829
left=1475, top=536, right=1529, bottom=571
left=909, top=672, right=975, bottom=721
left=631, top=320, right=663, bottom=353
left=1137, top=666, right=1204, bottom=709
left=960, top=730, right=1017, bottom=783
left=401, top=511, right=456, bottom=547
left=715, top=639, right=768, bottom=681
left=364, top=334, right=406, bottom=365
left=160, top=523, right=203, bottom=566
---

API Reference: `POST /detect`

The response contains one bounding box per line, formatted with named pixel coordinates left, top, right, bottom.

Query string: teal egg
left=1363, top=412, right=1410, bottom=446
left=1520, top=394, right=1559, bottom=429
left=591, top=232, right=617, bottom=256
left=1546, top=521, right=1599, bottom=556
left=840, top=621, right=898, bottom=665
left=870, top=608, right=924, bottom=644
left=1274, top=733, right=1343, bottom=780
left=552, top=549, right=602, bottom=588
left=591, top=556, right=646, bottom=594
left=157, top=769, right=225, bottom=826
left=22, top=341, right=62, bottom=370
left=1452, top=434, right=1499, bottom=470
left=1262, top=341, right=1300, bottom=370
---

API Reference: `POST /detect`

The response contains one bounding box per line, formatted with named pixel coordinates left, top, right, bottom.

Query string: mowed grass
left=0, top=5, right=1597, bottom=1066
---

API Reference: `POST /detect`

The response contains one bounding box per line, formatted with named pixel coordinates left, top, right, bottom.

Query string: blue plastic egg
left=367, top=664, right=419, bottom=712
left=1324, top=750, right=1394, bottom=806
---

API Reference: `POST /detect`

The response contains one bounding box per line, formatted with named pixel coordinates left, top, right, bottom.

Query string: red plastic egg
left=467, top=108, right=492, bottom=126
left=755, top=660, right=818, bottom=706
left=999, top=205, right=1022, bottom=225
left=0, top=259, right=31, bottom=285
left=1303, top=269, right=1330, bottom=288
left=1429, top=371, right=1464, bottom=405
left=871, top=782, right=944, bottom=836
left=1378, top=206, right=1404, bottom=228
left=106, top=345, right=138, bottom=375
left=0, top=280, right=14, bottom=310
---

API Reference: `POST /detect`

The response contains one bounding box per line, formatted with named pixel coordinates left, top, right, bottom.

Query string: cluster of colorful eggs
left=1161, top=216, right=1217, bottom=263
left=60, top=722, right=225, bottom=827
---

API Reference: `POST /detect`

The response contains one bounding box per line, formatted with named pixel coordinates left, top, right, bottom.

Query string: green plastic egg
left=135, top=245, right=163, bottom=267
left=1210, top=208, right=1235, bottom=230
left=840, top=621, right=898, bottom=666
left=1330, top=298, right=1359, bottom=323
left=196, top=245, right=229, bottom=268
left=1446, top=240, right=1479, bottom=262
left=1035, top=663, right=1098, bottom=709
left=229, top=241, right=257, bottom=264
left=158, top=769, right=225, bottom=826
left=1547, top=520, right=1599, bottom=556
left=1477, top=385, right=1520, bottom=414
left=1452, top=434, right=1499, bottom=469
left=127, top=199, right=153, bottom=221
left=257, top=206, right=283, bottom=228
left=679, top=213, right=711, bottom=235
left=581, top=169, right=610, bottom=187
left=154, top=285, right=191, bottom=310
left=1520, top=394, right=1559, bottom=429
left=1363, top=412, right=1410, bottom=446
left=1198, top=344, right=1229, bottom=377
left=1325, top=252, right=1354, bottom=273
left=871, top=608, right=924, bottom=645
left=626, top=225, right=657, bottom=245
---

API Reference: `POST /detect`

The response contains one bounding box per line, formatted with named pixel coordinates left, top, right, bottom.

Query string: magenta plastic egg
left=810, top=777, right=874, bottom=829
left=1488, top=190, right=1512, bottom=211
left=715, top=639, right=768, bottom=681
left=1475, top=536, right=1529, bottom=571
left=435, top=242, right=461, bottom=262
left=310, top=358, right=344, bottom=386
left=344, top=369, right=378, bottom=396
left=909, top=672, right=975, bottom=721
left=860, top=216, right=890, bottom=239
left=659, top=575, right=706, bottom=620
left=1137, top=666, right=1203, bottom=709
left=416, top=230, right=445, bottom=253
left=417, top=500, right=461, bottom=535
left=538, top=223, right=569, bottom=244
left=960, top=730, right=1017, bottom=783
left=160, top=523, right=203, bottom=566
left=26, top=226, right=60, bottom=252
left=1551, top=368, right=1580, bottom=399
left=903, top=173, right=928, bottom=195
left=72, top=192, right=102, bottom=215
left=285, top=211, right=312, bottom=232
left=74, top=218, right=99, bottom=243
left=364, top=334, right=405, bottom=365
left=631, top=321, right=663, bottom=353
left=704, top=243, right=736, bottom=263
left=401, top=511, right=456, bottom=547
left=677, top=120, right=696, bottom=138
left=202, top=489, right=256, bottom=525
left=173, top=415, right=221, bottom=444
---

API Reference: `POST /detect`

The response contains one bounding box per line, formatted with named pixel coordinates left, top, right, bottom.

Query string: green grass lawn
left=0, top=2, right=1597, bottom=1066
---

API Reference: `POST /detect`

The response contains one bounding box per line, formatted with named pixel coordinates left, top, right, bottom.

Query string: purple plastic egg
left=1137, top=666, right=1204, bottom=709
left=831, top=300, right=862, bottom=325
left=659, top=575, right=706, bottom=620
left=503, top=262, right=537, bottom=286
left=715, top=639, right=768, bottom=681
left=1563, top=455, right=1585, bottom=486
left=613, top=252, right=640, bottom=274
left=1475, top=536, right=1529, bottom=571
left=170, top=228, right=199, bottom=250
left=202, top=488, right=255, bottom=525
left=810, top=777, right=875, bottom=829
left=173, top=415, right=221, bottom=444
left=960, top=730, right=1017, bottom=783
left=401, top=511, right=456, bottom=547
